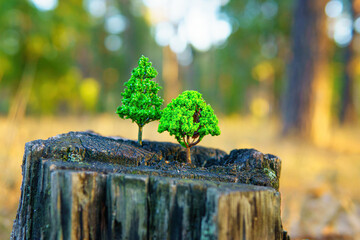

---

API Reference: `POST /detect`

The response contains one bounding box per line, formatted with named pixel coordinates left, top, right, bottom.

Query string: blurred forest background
left=1, top=0, right=360, bottom=239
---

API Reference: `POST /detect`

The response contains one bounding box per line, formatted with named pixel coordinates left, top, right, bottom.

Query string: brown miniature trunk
left=138, top=125, right=143, bottom=146
left=186, top=146, right=191, bottom=164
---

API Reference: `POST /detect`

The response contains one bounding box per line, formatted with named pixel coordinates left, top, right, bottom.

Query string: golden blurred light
left=144, top=7, right=167, bottom=25
left=80, top=78, right=100, bottom=111
left=250, top=97, right=270, bottom=118
left=251, top=61, right=274, bottom=82
left=353, top=0, right=360, bottom=13
left=311, top=63, right=331, bottom=146
left=52, top=25, right=75, bottom=50
left=351, top=56, right=360, bottom=76
left=26, top=35, right=48, bottom=58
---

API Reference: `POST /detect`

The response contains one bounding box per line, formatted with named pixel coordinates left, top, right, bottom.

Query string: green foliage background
left=0, top=0, right=358, bottom=121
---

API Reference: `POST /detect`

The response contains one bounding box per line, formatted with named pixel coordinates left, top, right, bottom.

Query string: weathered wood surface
left=11, top=131, right=289, bottom=240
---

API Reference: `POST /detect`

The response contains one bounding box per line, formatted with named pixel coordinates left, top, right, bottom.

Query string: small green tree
left=116, top=56, right=163, bottom=146
left=158, top=90, right=221, bottom=164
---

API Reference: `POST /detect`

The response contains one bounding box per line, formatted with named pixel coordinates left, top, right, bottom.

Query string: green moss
left=263, top=168, right=276, bottom=180
left=67, top=152, right=83, bottom=162
left=263, top=167, right=279, bottom=190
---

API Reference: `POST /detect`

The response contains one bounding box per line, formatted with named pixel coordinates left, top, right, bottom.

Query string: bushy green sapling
left=116, top=56, right=163, bottom=146
left=158, top=90, right=220, bottom=164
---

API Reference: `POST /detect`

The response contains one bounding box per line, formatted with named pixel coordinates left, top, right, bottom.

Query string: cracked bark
left=11, top=131, right=289, bottom=240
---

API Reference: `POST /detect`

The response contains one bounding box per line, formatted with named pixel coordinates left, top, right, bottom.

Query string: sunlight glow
left=250, top=97, right=270, bottom=118
left=105, top=14, right=127, bottom=34
left=30, top=0, right=58, bottom=11
left=354, top=17, right=360, bottom=34
left=213, top=19, right=232, bottom=45
left=333, top=16, right=352, bottom=46
left=169, top=35, right=187, bottom=54
left=85, top=0, right=106, bottom=17
left=177, top=47, right=193, bottom=66
left=105, top=35, right=122, bottom=52
left=325, top=0, right=343, bottom=18
left=261, top=0, right=278, bottom=19
left=144, top=0, right=232, bottom=54
left=154, top=22, right=175, bottom=46
left=184, top=8, right=213, bottom=51
left=143, top=0, right=166, bottom=8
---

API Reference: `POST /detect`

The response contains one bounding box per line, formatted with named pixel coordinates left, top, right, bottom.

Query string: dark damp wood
left=11, top=131, right=288, bottom=240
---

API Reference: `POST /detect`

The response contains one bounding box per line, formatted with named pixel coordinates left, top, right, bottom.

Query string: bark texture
left=283, top=0, right=331, bottom=143
left=11, top=131, right=288, bottom=240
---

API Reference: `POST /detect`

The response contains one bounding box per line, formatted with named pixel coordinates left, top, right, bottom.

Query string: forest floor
left=0, top=114, right=359, bottom=239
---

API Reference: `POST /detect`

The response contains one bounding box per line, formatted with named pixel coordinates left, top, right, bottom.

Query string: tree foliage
left=116, top=55, right=163, bottom=145
left=158, top=90, right=220, bottom=162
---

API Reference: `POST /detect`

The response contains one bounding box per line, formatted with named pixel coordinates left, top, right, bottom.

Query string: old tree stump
left=11, top=131, right=289, bottom=240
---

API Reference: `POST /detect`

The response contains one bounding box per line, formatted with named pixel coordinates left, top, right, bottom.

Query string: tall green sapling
left=116, top=56, right=163, bottom=146
left=158, top=90, right=220, bottom=164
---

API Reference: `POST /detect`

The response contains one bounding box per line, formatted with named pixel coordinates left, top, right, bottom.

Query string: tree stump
left=11, top=131, right=289, bottom=240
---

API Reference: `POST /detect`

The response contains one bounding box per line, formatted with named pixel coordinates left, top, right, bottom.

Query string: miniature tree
left=116, top=55, right=163, bottom=146
left=158, top=90, right=220, bottom=164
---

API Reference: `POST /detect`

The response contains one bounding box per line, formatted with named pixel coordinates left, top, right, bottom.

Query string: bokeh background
left=1, top=0, right=360, bottom=239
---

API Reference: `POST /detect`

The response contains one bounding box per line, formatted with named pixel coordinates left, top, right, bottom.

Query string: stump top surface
left=11, top=131, right=287, bottom=240
left=25, top=131, right=281, bottom=190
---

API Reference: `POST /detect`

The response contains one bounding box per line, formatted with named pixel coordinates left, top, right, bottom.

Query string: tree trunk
left=186, top=146, right=191, bottom=164
left=282, top=0, right=331, bottom=144
left=138, top=125, right=143, bottom=146
left=11, top=131, right=288, bottom=239
left=162, top=46, right=180, bottom=104
left=340, top=0, right=357, bottom=125
left=340, top=41, right=357, bottom=124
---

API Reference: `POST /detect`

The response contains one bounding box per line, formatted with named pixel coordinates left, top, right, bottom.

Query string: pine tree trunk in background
left=340, top=0, right=357, bottom=125
left=340, top=40, right=357, bottom=124
left=119, top=0, right=138, bottom=68
left=282, top=0, right=331, bottom=144
left=162, top=46, right=180, bottom=104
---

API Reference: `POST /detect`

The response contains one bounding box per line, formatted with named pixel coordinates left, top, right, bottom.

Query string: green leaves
left=116, top=55, right=163, bottom=127
left=116, top=57, right=220, bottom=150
left=158, top=90, right=221, bottom=148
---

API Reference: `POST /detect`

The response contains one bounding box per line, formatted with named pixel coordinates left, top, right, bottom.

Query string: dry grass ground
left=1, top=114, right=359, bottom=239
